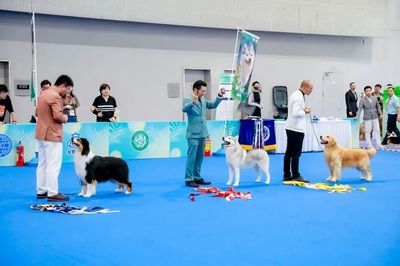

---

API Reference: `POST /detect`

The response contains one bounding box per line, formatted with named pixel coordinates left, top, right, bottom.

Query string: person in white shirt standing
left=283, top=80, right=313, bottom=183
left=382, top=86, right=400, bottom=145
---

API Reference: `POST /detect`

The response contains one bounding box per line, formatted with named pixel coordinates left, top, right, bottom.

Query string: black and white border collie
left=73, top=138, right=133, bottom=198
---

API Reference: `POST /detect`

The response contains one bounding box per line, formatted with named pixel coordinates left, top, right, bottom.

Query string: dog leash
left=308, top=113, right=324, bottom=151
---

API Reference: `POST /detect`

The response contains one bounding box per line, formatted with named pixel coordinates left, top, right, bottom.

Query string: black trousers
left=382, top=114, right=400, bottom=143
left=252, top=107, right=261, bottom=117
left=346, top=112, right=357, bottom=118
left=284, top=129, right=305, bottom=178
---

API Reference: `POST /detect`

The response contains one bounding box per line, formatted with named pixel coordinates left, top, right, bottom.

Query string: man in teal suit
left=182, top=80, right=225, bottom=187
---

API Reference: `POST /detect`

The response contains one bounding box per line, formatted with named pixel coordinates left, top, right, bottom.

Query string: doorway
left=0, top=61, right=10, bottom=88
left=0, top=61, right=11, bottom=123
left=182, top=68, right=211, bottom=120
left=322, top=72, right=344, bottom=118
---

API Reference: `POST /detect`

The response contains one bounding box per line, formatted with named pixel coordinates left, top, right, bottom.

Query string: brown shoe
left=36, top=192, right=48, bottom=199
left=47, top=193, right=70, bottom=202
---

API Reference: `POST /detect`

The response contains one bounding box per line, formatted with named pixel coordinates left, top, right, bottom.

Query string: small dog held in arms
left=320, top=135, right=376, bottom=182
left=73, top=138, right=133, bottom=197
left=223, top=136, right=270, bottom=186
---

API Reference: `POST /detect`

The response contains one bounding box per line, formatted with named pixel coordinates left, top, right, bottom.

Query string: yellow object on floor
left=283, top=180, right=367, bottom=193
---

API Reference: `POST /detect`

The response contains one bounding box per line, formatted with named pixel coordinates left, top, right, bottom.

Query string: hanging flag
left=30, top=12, right=38, bottom=105
left=231, top=29, right=259, bottom=102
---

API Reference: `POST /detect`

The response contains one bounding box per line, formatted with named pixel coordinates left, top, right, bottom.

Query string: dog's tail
left=367, top=147, right=376, bottom=158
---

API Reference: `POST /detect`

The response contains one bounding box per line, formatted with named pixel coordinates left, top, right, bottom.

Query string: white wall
left=0, top=0, right=388, bottom=37
left=0, top=5, right=399, bottom=123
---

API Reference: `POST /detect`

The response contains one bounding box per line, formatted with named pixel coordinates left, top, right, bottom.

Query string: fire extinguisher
left=16, top=141, right=25, bottom=167
left=204, top=136, right=211, bottom=157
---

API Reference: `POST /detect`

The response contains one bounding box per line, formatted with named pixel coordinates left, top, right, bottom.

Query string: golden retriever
left=320, top=135, right=376, bottom=182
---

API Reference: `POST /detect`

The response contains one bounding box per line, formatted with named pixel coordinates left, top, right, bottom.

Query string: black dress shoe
left=194, top=178, right=211, bottom=185
left=292, top=176, right=310, bottom=183
left=36, top=192, right=48, bottom=199
left=283, top=176, right=293, bottom=182
left=185, top=181, right=199, bottom=188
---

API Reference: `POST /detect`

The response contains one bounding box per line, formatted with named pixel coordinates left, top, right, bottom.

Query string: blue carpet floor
left=0, top=151, right=399, bottom=266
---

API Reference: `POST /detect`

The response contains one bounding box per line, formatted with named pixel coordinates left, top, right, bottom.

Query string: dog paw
left=115, top=188, right=123, bottom=193
left=327, top=176, right=336, bottom=182
left=255, top=178, right=261, bottom=183
left=125, top=191, right=132, bottom=195
left=233, top=182, right=239, bottom=187
left=226, top=181, right=233, bottom=186
left=83, top=194, right=93, bottom=198
left=264, top=180, right=270, bottom=185
left=78, top=192, right=85, bottom=197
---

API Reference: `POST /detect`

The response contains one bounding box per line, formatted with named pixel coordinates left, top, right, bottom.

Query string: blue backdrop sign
left=238, top=119, right=277, bottom=150
left=0, top=120, right=242, bottom=166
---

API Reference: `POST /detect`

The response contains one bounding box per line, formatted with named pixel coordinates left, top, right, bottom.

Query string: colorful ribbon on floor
left=283, top=180, right=367, bottom=193
left=30, top=203, right=120, bottom=215
left=190, top=187, right=251, bottom=201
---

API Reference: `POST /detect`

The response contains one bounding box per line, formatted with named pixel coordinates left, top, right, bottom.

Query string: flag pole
left=27, top=0, right=40, bottom=167
left=224, top=28, right=240, bottom=136
left=31, top=0, right=38, bottom=107
left=213, top=29, right=241, bottom=157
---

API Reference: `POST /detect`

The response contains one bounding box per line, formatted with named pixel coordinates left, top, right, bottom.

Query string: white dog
left=240, top=43, right=255, bottom=86
left=223, top=136, right=270, bottom=186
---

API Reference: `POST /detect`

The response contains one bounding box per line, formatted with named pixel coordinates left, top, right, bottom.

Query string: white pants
left=364, top=119, right=382, bottom=148
left=36, top=140, right=63, bottom=197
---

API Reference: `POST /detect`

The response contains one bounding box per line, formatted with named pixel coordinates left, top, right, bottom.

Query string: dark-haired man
left=345, top=82, right=358, bottom=118
left=0, top=84, right=17, bottom=124
left=357, top=85, right=382, bottom=149
left=40, top=79, right=51, bottom=92
left=382, top=86, right=400, bottom=145
left=247, top=81, right=263, bottom=117
left=182, top=80, right=225, bottom=187
left=35, top=75, right=73, bottom=201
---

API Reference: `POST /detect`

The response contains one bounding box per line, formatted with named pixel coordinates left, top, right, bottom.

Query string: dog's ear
left=234, top=135, right=239, bottom=142
left=81, top=138, right=89, bottom=146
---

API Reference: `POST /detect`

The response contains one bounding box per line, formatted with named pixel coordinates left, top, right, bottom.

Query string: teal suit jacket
left=182, top=96, right=223, bottom=138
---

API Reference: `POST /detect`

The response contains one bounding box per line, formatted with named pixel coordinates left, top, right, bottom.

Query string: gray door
left=0, top=61, right=11, bottom=123
left=322, top=72, right=345, bottom=118
left=182, top=68, right=212, bottom=120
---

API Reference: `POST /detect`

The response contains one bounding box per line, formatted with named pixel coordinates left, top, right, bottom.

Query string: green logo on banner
left=131, top=131, right=149, bottom=151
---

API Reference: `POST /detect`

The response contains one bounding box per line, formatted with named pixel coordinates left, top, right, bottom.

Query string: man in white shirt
left=283, top=80, right=313, bottom=182
left=382, top=86, right=400, bottom=144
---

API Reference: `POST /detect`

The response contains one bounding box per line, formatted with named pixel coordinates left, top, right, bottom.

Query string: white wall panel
left=0, top=0, right=388, bottom=37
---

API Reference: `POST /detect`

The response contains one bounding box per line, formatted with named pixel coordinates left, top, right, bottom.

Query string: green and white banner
left=231, top=29, right=259, bottom=102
